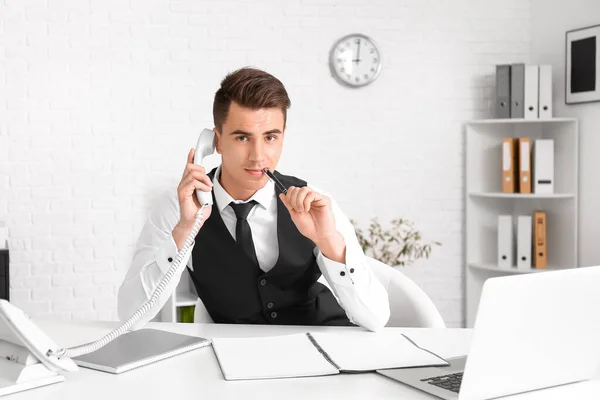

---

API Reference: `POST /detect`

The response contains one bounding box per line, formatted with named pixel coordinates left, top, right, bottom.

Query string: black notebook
left=211, top=331, right=448, bottom=380
left=73, top=329, right=211, bottom=374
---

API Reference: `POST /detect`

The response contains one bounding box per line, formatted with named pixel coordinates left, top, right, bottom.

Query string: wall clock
left=329, top=33, right=382, bottom=88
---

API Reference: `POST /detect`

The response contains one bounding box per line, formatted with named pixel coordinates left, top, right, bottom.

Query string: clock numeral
left=341, top=67, right=345, bottom=73
left=355, top=38, right=360, bottom=44
left=370, top=48, right=375, bottom=54
left=363, top=74, right=368, bottom=79
left=346, top=74, right=351, bottom=80
left=372, top=57, right=378, bottom=63
left=339, top=48, right=345, bottom=53
left=355, top=77, right=360, bottom=83
left=371, top=67, right=376, bottom=72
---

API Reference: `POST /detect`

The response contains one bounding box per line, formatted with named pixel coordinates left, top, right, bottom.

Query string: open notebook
left=211, top=331, right=449, bottom=380
left=73, top=329, right=211, bottom=374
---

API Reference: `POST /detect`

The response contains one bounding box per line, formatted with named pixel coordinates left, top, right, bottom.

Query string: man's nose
left=249, top=141, right=265, bottom=162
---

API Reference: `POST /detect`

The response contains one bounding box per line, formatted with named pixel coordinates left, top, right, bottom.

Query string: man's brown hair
left=213, top=67, right=291, bottom=132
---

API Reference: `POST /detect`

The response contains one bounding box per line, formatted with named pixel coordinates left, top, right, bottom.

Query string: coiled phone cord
left=49, top=205, right=208, bottom=359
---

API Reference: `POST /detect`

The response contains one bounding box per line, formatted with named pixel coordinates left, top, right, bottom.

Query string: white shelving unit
left=160, top=269, right=198, bottom=323
left=464, top=118, right=579, bottom=328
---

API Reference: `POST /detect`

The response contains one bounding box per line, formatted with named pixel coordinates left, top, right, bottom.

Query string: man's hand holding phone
left=172, top=148, right=213, bottom=250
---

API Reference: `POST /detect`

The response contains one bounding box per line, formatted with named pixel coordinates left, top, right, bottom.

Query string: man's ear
left=214, top=128, right=222, bottom=154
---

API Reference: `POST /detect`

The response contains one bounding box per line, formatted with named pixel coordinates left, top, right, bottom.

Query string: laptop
left=377, top=266, right=600, bottom=399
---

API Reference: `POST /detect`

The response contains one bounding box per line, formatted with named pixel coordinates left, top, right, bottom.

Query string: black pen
left=262, top=168, right=288, bottom=195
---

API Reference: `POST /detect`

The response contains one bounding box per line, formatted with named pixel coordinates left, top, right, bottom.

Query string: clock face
left=329, top=34, right=382, bottom=88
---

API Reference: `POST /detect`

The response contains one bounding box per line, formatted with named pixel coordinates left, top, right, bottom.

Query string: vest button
left=340, top=271, right=346, bottom=277
left=167, top=257, right=173, bottom=263
left=350, top=268, right=355, bottom=273
left=260, top=279, right=267, bottom=286
left=266, top=302, right=274, bottom=309
left=270, top=312, right=277, bottom=319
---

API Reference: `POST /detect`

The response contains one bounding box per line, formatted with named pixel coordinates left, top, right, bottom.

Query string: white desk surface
left=9, top=319, right=600, bottom=400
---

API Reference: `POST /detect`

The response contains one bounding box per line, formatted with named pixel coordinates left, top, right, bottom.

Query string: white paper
left=309, top=331, right=448, bottom=372
left=211, top=333, right=339, bottom=380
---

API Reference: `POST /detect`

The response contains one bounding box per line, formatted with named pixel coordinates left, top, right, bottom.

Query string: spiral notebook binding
left=305, top=332, right=341, bottom=371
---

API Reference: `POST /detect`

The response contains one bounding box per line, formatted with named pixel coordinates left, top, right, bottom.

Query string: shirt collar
left=212, top=165, right=275, bottom=213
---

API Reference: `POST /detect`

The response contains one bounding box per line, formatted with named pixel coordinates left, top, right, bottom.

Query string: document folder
left=498, top=215, right=514, bottom=268
left=533, top=211, right=547, bottom=269
left=517, top=215, right=532, bottom=270
left=502, top=138, right=518, bottom=193
left=538, top=65, right=553, bottom=120
left=524, top=65, right=539, bottom=120
left=495, top=65, right=511, bottom=118
left=533, top=139, right=554, bottom=194
left=510, top=64, right=525, bottom=118
left=518, top=137, right=532, bottom=194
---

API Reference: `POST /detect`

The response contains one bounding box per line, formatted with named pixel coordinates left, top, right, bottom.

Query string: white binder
left=517, top=216, right=532, bottom=270
left=533, top=139, right=554, bottom=194
left=524, top=65, right=539, bottom=120
left=538, top=65, right=553, bottom=120
left=497, top=215, right=513, bottom=268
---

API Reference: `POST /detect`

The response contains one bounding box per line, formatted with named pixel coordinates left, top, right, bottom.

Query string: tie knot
left=229, top=200, right=258, bottom=220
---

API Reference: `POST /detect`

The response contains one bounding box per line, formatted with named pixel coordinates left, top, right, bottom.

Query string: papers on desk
left=211, top=331, right=449, bottom=381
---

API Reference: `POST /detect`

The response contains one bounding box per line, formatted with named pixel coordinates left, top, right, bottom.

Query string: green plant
left=350, top=217, right=441, bottom=267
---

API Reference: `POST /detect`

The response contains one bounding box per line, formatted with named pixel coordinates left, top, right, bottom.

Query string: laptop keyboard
left=420, top=372, right=463, bottom=393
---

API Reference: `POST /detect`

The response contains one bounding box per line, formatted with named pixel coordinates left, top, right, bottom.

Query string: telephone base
left=0, top=359, right=64, bottom=397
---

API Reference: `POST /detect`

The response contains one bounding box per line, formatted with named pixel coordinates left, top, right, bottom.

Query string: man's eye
left=236, top=136, right=248, bottom=142
left=266, top=135, right=276, bottom=141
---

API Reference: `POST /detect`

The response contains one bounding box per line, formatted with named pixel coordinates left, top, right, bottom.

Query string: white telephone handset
left=0, top=129, right=217, bottom=393
left=193, top=128, right=216, bottom=206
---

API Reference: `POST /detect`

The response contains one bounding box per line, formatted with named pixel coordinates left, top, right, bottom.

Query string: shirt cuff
left=155, top=235, right=194, bottom=275
left=316, top=248, right=368, bottom=287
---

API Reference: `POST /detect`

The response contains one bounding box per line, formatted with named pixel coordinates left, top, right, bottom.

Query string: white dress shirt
left=117, top=167, right=390, bottom=331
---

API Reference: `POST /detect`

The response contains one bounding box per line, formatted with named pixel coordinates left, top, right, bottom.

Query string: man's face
left=215, top=101, right=285, bottom=197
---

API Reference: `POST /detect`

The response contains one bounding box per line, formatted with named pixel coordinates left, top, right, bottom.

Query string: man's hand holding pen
left=263, top=168, right=346, bottom=263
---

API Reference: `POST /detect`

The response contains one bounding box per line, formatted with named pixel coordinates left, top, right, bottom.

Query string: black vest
left=188, top=168, right=352, bottom=326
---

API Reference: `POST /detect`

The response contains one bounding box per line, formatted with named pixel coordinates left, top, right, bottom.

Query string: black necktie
left=229, top=201, right=259, bottom=267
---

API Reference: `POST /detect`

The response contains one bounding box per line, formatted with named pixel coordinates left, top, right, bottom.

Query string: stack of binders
left=501, top=138, right=554, bottom=195
left=495, top=64, right=553, bottom=120
left=498, top=135, right=553, bottom=270
left=497, top=211, right=547, bottom=271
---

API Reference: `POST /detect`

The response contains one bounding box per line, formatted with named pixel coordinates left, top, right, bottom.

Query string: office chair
left=193, top=256, right=446, bottom=328
left=364, top=257, right=446, bottom=328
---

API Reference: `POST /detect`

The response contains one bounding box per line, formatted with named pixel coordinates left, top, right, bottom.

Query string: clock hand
left=355, top=39, right=361, bottom=64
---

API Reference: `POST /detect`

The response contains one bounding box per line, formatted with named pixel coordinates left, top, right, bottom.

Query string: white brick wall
left=0, top=0, right=532, bottom=327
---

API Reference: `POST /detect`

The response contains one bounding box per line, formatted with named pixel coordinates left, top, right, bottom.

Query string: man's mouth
left=245, top=168, right=266, bottom=176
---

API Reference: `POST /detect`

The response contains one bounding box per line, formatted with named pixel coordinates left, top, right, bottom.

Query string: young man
left=117, top=67, right=390, bottom=331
